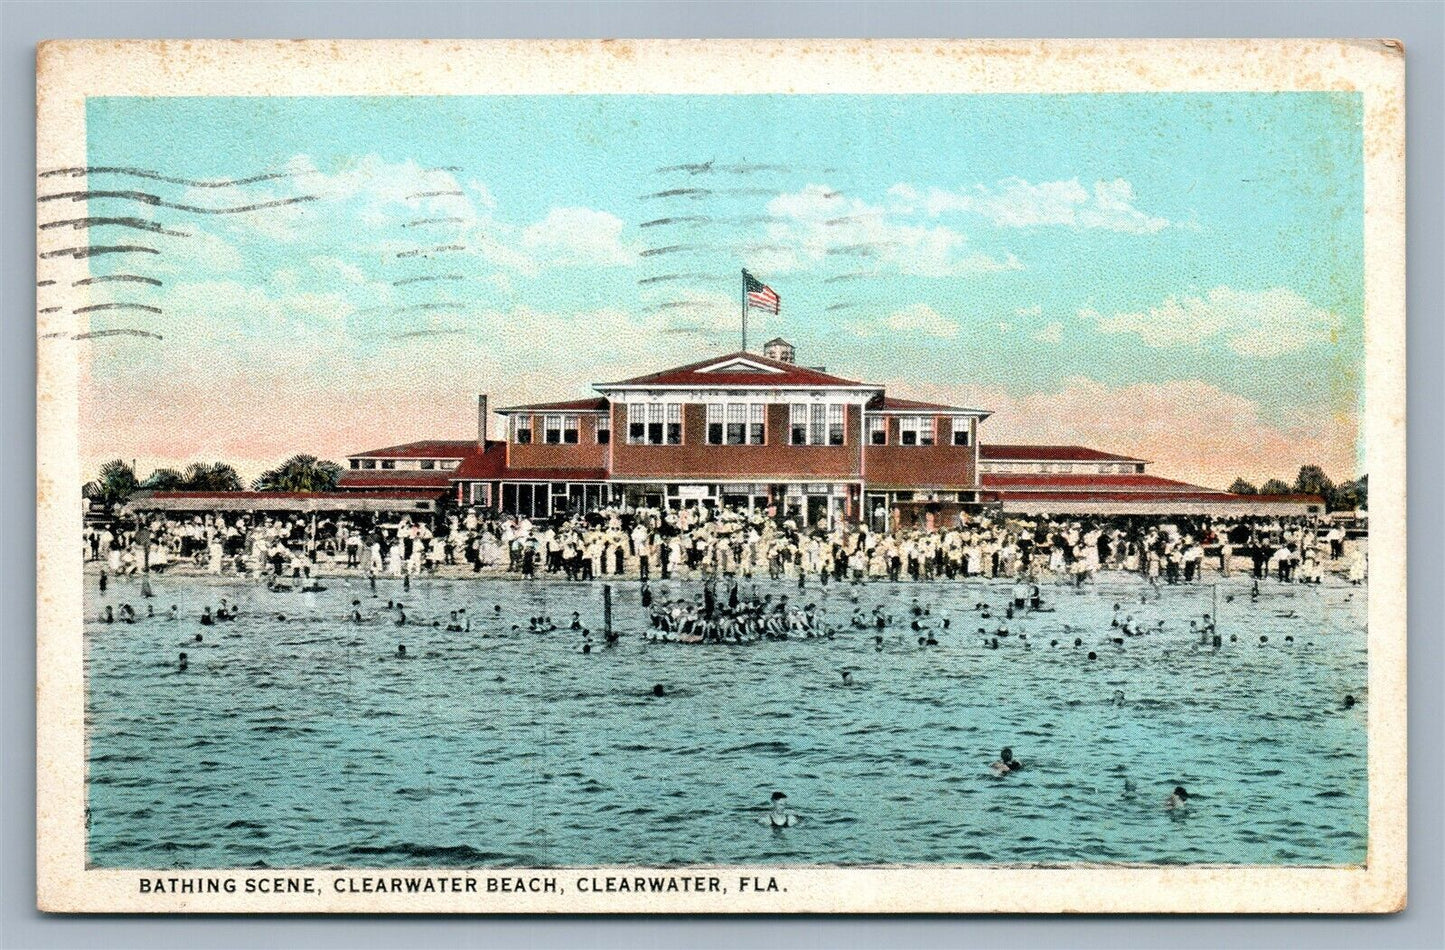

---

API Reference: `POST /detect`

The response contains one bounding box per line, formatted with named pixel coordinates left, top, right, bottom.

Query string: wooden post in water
left=603, top=584, right=613, bottom=639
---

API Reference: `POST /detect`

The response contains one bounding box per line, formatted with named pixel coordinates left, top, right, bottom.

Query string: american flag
left=743, top=269, right=780, bottom=314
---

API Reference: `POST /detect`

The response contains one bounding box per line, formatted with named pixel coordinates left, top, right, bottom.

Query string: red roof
left=452, top=443, right=508, bottom=480
left=338, top=470, right=456, bottom=490
left=980, top=444, right=1147, bottom=463
left=868, top=395, right=986, bottom=414
left=495, top=397, right=610, bottom=414
left=598, top=351, right=871, bottom=389
left=349, top=439, right=480, bottom=459
left=982, top=473, right=1209, bottom=492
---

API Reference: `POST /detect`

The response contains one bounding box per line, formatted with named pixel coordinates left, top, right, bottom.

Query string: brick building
left=331, top=340, right=1323, bottom=525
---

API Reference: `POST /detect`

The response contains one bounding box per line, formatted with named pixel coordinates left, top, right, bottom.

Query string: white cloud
left=867, top=303, right=961, bottom=338
left=762, top=184, right=1022, bottom=277
left=893, top=177, right=1169, bottom=233
left=1015, top=304, right=1043, bottom=317
left=1079, top=286, right=1336, bottom=357
left=1032, top=321, right=1064, bottom=344
left=521, top=206, right=637, bottom=267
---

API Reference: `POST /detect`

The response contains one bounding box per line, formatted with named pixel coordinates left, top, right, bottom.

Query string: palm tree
left=141, top=467, right=186, bottom=491
left=252, top=454, right=344, bottom=493
left=82, top=459, right=139, bottom=508
left=181, top=461, right=245, bottom=492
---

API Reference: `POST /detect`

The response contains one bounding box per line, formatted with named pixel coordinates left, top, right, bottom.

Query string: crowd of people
left=85, top=502, right=1368, bottom=589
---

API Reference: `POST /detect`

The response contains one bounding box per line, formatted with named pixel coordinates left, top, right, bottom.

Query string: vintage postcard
left=36, top=39, right=1406, bottom=913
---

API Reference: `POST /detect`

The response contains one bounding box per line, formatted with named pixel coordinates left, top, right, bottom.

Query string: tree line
left=1227, top=465, right=1368, bottom=513
left=82, top=455, right=343, bottom=509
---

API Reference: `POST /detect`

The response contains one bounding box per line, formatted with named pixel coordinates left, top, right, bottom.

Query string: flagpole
left=740, top=269, right=748, bottom=352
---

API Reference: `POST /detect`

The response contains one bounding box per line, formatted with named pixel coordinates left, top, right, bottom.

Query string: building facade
left=338, top=341, right=990, bottom=527
left=327, top=341, right=1321, bottom=524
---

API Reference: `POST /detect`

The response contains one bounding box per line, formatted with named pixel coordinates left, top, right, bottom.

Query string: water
left=84, top=571, right=1368, bottom=869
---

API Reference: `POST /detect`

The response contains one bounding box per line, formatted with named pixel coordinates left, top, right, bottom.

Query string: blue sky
left=66, top=92, right=1364, bottom=486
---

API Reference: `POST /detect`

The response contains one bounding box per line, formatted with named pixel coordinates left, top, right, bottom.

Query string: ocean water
left=84, top=570, right=1368, bottom=869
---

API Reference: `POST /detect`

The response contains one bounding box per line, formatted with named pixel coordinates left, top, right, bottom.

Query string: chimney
left=477, top=394, right=489, bottom=446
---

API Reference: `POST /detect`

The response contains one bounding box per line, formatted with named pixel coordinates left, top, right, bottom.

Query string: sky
left=57, top=92, right=1365, bottom=489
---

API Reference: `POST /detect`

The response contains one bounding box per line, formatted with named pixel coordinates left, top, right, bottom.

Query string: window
left=469, top=482, right=490, bottom=505
left=544, top=415, right=563, bottom=444
left=349, top=459, right=360, bottom=469
left=440, top=460, right=459, bottom=470
left=809, top=405, right=827, bottom=446
left=951, top=418, right=971, bottom=446
left=381, top=460, right=396, bottom=470
left=790, top=404, right=808, bottom=445
left=707, top=404, right=724, bottom=445
left=666, top=404, right=682, bottom=445
left=627, top=404, right=645, bottom=445
left=726, top=404, right=747, bottom=445
left=514, top=415, right=532, bottom=445
left=420, top=460, right=437, bottom=470
left=596, top=413, right=610, bottom=444
left=868, top=416, right=887, bottom=445
left=749, top=404, right=765, bottom=444
left=918, top=417, right=935, bottom=446
left=629, top=403, right=682, bottom=445
left=361, top=459, right=376, bottom=470
left=827, top=404, right=845, bottom=446
left=900, top=417, right=918, bottom=446
left=563, top=415, right=579, bottom=444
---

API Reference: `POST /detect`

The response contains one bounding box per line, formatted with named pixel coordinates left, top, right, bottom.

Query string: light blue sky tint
left=74, top=93, right=1364, bottom=483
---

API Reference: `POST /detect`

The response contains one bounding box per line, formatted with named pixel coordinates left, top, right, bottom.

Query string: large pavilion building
left=319, top=338, right=1324, bottom=525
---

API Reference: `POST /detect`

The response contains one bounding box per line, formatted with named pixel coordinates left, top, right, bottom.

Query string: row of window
left=512, top=414, right=612, bottom=446
left=869, top=416, right=972, bottom=447
left=505, top=407, right=973, bottom=448
left=350, top=458, right=461, bottom=470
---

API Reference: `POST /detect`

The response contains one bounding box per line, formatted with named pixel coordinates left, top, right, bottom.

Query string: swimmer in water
left=990, top=747, right=1024, bottom=776
left=652, top=683, right=666, bottom=697
left=1112, top=689, right=1125, bottom=706
left=763, top=791, right=800, bottom=828
left=194, top=632, right=203, bottom=643
left=1165, top=785, right=1190, bottom=809
left=168, top=605, right=178, bottom=620
left=840, top=670, right=854, bottom=687
left=1343, top=694, right=1357, bottom=709
left=101, top=605, right=114, bottom=624
left=397, top=644, right=407, bottom=657
left=177, top=651, right=188, bottom=671
left=1087, top=651, right=1098, bottom=660
left=200, top=608, right=213, bottom=626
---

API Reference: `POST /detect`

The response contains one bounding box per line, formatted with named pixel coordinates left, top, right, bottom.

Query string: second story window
left=707, top=404, right=724, bottom=445
left=630, top=403, right=682, bottom=445
left=899, top=417, right=934, bottom=446
left=951, top=418, right=972, bottom=446
left=666, top=404, right=682, bottom=445
left=349, top=459, right=361, bottom=469
left=726, top=404, right=747, bottom=445
left=513, top=415, right=532, bottom=445
left=420, top=460, right=437, bottom=470
left=789, top=404, right=808, bottom=445
left=749, top=404, right=765, bottom=444
left=381, top=460, right=396, bottom=470
left=596, top=413, right=610, bottom=444
left=868, top=416, right=886, bottom=445
left=563, top=415, right=579, bottom=444
left=827, top=404, right=845, bottom=445
left=627, top=404, right=645, bottom=444
left=544, top=415, right=563, bottom=444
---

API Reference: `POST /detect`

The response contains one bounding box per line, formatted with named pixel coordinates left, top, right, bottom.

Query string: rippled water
left=85, top=571, right=1367, bottom=869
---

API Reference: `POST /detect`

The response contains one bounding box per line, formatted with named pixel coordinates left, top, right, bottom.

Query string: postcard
left=36, top=39, right=1406, bottom=913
